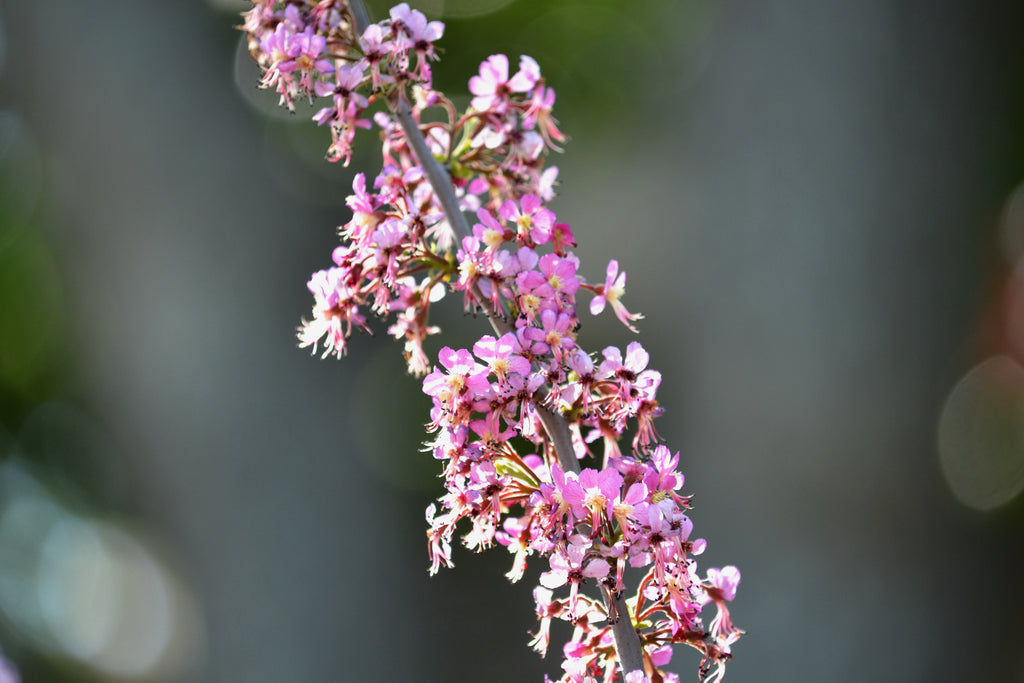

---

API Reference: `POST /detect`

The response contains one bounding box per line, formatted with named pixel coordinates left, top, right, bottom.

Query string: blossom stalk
left=240, top=2, right=742, bottom=680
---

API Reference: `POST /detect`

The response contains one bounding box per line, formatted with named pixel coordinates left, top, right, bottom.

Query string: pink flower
left=342, top=173, right=379, bottom=246
left=550, top=222, right=577, bottom=257
left=515, top=55, right=541, bottom=88
left=496, top=516, right=531, bottom=582
left=576, top=467, right=623, bottom=527
left=538, top=253, right=580, bottom=300
left=610, top=480, right=647, bottom=532
left=425, top=504, right=454, bottom=575
left=473, top=333, right=530, bottom=381
left=297, top=267, right=368, bottom=359
left=529, top=586, right=560, bottom=656
left=389, top=3, right=444, bottom=81
left=499, top=193, right=554, bottom=247
left=372, top=217, right=408, bottom=288
left=259, top=23, right=333, bottom=109
left=387, top=306, right=439, bottom=377
left=390, top=3, right=445, bottom=50
left=314, top=63, right=368, bottom=117
left=524, top=83, right=567, bottom=151
left=359, top=23, right=394, bottom=89
left=590, top=260, right=643, bottom=333
left=599, top=341, right=650, bottom=384
left=515, top=268, right=557, bottom=323
left=538, top=536, right=610, bottom=615
left=311, top=63, right=372, bottom=165
left=284, top=26, right=332, bottom=81
left=702, top=566, right=743, bottom=664
left=536, top=166, right=560, bottom=203
left=469, top=54, right=537, bottom=112
left=523, top=309, right=576, bottom=361
left=472, top=208, right=510, bottom=252
left=643, top=445, right=687, bottom=504
left=422, top=347, right=491, bottom=422
left=705, top=566, right=741, bottom=603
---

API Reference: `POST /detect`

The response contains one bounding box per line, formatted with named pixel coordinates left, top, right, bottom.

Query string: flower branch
left=240, top=2, right=742, bottom=680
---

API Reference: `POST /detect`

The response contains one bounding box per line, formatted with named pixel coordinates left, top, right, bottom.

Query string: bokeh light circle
left=0, top=460, right=205, bottom=681
left=938, top=355, right=1024, bottom=510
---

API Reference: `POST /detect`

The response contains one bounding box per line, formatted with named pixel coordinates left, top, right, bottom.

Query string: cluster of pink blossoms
left=242, top=2, right=740, bottom=681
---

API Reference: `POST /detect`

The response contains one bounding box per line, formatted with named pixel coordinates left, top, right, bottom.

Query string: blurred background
left=1, top=0, right=1023, bottom=681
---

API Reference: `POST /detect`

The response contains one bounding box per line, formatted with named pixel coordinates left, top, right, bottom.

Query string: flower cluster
left=242, top=2, right=741, bottom=681
left=424, top=375, right=742, bottom=682
left=243, top=0, right=442, bottom=162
